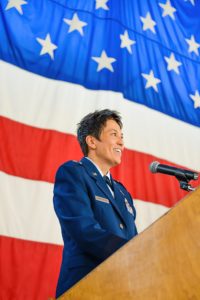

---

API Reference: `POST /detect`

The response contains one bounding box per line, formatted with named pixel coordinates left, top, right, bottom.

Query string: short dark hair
left=77, top=109, right=122, bottom=156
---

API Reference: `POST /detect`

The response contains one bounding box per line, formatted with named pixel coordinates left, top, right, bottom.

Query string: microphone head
left=149, top=161, right=160, bottom=173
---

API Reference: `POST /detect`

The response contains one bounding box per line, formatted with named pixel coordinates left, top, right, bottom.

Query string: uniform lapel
left=111, top=177, right=130, bottom=228
left=81, top=157, right=112, bottom=200
left=81, top=158, right=126, bottom=223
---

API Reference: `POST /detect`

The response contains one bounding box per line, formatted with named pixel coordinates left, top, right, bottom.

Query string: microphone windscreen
left=149, top=161, right=160, bottom=173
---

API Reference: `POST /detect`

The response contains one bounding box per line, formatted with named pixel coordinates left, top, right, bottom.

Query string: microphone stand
left=179, top=180, right=196, bottom=192
left=175, top=171, right=196, bottom=192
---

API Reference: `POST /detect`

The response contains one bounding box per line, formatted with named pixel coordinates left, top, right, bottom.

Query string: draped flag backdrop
left=0, top=0, right=200, bottom=299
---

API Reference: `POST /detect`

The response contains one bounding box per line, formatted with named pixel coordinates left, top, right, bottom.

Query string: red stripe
left=0, top=235, right=62, bottom=300
left=0, top=116, right=82, bottom=182
left=1, top=116, right=199, bottom=207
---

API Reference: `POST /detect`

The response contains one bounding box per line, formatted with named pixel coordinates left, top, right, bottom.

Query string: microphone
left=149, top=161, right=199, bottom=181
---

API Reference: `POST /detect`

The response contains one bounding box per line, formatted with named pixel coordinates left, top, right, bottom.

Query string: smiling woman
left=86, top=119, right=124, bottom=174
left=53, top=109, right=138, bottom=298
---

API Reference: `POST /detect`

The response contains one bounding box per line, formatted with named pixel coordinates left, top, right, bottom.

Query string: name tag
left=95, top=196, right=110, bottom=204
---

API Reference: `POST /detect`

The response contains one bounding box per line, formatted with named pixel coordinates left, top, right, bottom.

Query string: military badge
left=124, top=198, right=134, bottom=215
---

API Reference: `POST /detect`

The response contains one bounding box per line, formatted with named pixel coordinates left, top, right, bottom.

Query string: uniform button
left=119, top=223, right=124, bottom=230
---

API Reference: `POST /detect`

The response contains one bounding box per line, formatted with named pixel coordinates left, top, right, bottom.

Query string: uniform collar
left=85, top=157, right=111, bottom=179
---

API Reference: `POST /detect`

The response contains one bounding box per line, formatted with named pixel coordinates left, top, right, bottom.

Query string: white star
left=190, top=90, right=200, bottom=108
left=92, top=50, right=116, bottom=72
left=164, top=53, right=182, bottom=74
left=95, top=0, right=109, bottom=10
left=140, top=12, right=156, bottom=34
left=120, top=30, right=136, bottom=54
left=5, top=0, right=27, bottom=15
left=159, top=0, right=176, bottom=20
left=36, top=34, right=57, bottom=60
left=185, top=35, right=200, bottom=55
left=142, top=70, right=161, bottom=92
left=63, top=13, right=87, bottom=36
left=184, top=0, right=195, bottom=6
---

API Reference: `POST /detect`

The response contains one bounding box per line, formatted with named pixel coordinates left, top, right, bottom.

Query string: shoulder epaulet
left=72, top=160, right=82, bottom=165
left=113, top=179, right=126, bottom=189
left=113, top=180, right=133, bottom=199
left=63, top=160, right=83, bottom=168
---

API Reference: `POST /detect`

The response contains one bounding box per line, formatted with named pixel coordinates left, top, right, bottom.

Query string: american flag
left=0, top=0, right=200, bottom=299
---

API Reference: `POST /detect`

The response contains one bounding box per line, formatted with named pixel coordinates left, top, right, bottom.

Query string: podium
left=58, top=187, right=200, bottom=299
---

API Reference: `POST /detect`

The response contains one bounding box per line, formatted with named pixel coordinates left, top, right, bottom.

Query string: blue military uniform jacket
left=53, top=157, right=137, bottom=298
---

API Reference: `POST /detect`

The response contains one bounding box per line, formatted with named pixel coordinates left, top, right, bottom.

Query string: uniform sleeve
left=53, top=163, right=127, bottom=261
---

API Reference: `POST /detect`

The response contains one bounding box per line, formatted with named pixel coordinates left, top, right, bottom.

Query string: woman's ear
left=85, top=135, right=97, bottom=150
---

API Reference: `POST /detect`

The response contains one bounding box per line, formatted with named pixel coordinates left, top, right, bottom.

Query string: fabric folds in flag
left=0, top=0, right=200, bottom=299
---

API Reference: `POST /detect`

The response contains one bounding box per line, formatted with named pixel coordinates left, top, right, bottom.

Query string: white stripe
left=134, top=199, right=169, bottom=233
left=0, top=171, right=166, bottom=243
left=1, top=60, right=200, bottom=170
left=0, top=171, right=63, bottom=245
